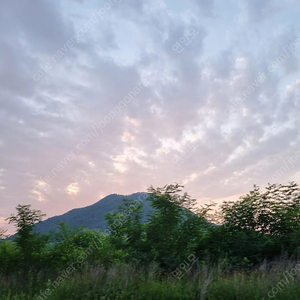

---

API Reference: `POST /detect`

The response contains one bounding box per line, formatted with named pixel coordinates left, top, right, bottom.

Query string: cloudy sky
left=1, top=0, right=300, bottom=231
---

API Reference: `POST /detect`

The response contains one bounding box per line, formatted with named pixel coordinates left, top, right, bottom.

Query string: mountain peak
left=33, top=192, right=151, bottom=234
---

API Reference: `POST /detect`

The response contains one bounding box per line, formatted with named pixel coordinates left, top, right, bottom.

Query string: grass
left=1, top=260, right=300, bottom=300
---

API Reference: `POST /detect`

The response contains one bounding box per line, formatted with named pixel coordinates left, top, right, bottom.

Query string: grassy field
left=1, top=260, right=300, bottom=300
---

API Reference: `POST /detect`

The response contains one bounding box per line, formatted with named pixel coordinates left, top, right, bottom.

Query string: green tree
left=51, top=222, right=104, bottom=270
left=220, top=182, right=300, bottom=258
left=6, top=204, right=47, bottom=271
left=0, top=240, right=20, bottom=276
left=221, top=182, right=300, bottom=236
left=145, top=183, right=205, bottom=269
left=105, top=198, right=146, bottom=264
left=6, top=204, right=46, bottom=236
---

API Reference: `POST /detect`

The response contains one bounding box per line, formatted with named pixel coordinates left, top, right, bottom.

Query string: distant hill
left=33, top=192, right=152, bottom=234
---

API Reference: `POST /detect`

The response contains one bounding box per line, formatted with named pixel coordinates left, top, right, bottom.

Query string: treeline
left=1, top=182, right=300, bottom=299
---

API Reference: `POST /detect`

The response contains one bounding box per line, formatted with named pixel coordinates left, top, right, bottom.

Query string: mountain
left=33, top=192, right=152, bottom=234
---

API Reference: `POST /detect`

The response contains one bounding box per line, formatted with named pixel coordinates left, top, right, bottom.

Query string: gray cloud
left=0, top=0, right=300, bottom=233
left=191, top=0, right=214, bottom=16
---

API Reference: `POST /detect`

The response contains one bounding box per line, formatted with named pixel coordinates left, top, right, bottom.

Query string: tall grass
left=1, top=259, right=300, bottom=300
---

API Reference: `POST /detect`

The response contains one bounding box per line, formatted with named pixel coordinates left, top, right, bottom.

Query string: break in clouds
left=0, top=0, right=300, bottom=229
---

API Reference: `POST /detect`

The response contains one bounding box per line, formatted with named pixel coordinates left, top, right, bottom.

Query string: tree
left=145, top=183, right=205, bottom=269
left=220, top=182, right=300, bottom=258
left=0, top=228, right=8, bottom=240
left=221, top=182, right=300, bottom=236
left=6, top=204, right=46, bottom=234
left=105, top=198, right=146, bottom=264
left=6, top=205, right=46, bottom=270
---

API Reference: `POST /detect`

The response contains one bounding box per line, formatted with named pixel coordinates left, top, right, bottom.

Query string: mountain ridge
left=33, top=192, right=151, bottom=234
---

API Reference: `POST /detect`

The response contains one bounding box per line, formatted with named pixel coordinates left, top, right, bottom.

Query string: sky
left=1, top=0, right=300, bottom=232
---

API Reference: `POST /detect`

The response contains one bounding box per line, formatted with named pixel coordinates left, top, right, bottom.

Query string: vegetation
left=0, top=229, right=7, bottom=240
left=1, top=182, right=300, bottom=299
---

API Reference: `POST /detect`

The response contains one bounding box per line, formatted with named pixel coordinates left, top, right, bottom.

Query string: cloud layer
left=1, top=0, right=300, bottom=231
